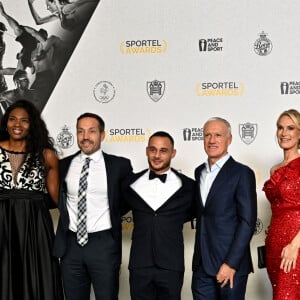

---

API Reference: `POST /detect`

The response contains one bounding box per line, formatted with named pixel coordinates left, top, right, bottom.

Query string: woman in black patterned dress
left=0, top=100, right=63, bottom=299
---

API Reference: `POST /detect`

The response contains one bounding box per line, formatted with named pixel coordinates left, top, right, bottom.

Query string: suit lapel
left=126, top=169, right=155, bottom=211
left=130, top=169, right=148, bottom=185
left=60, top=151, right=80, bottom=181
left=195, top=164, right=205, bottom=209
left=103, top=152, right=114, bottom=206
left=155, top=168, right=185, bottom=211
left=59, top=151, right=81, bottom=218
left=205, top=157, right=234, bottom=205
left=157, top=185, right=185, bottom=211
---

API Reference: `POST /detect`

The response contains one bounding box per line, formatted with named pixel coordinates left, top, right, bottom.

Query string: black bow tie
left=149, top=170, right=167, bottom=183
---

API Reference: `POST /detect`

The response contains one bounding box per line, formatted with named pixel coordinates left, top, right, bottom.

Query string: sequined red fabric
left=263, top=157, right=300, bottom=300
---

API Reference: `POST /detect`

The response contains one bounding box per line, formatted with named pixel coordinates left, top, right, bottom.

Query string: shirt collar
left=205, top=153, right=230, bottom=172
left=80, top=149, right=103, bottom=162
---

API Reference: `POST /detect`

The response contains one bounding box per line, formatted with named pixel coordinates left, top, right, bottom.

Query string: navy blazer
left=53, top=151, right=132, bottom=258
left=192, top=157, right=257, bottom=276
left=122, top=168, right=196, bottom=272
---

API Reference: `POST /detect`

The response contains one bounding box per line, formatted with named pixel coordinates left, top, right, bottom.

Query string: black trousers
left=129, top=266, right=184, bottom=300
left=61, top=230, right=121, bottom=300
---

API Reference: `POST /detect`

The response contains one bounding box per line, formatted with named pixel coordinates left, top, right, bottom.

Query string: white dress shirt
left=131, top=169, right=182, bottom=211
left=200, top=154, right=230, bottom=205
left=66, top=149, right=112, bottom=233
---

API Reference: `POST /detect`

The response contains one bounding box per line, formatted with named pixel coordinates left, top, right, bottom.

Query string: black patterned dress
left=0, top=147, right=63, bottom=300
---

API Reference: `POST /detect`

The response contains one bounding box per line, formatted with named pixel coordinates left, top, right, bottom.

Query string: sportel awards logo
left=196, top=81, right=245, bottom=96
left=239, top=122, right=257, bottom=145
left=147, top=80, right=165, bottom=102
left=183, top=128, right=204, bottom=141
left=56, top=125, right=74, bottom=149
left=93, top=81, right=115, bottom=104
left=120, top=40, right=168, bottom=55
left=199, top=38, right=223, bottom=52
left=280, top=81, right=300, bottom=95
left=105, top=128, right=152, bottom=142
left=254, top=31, right=272, bottom=56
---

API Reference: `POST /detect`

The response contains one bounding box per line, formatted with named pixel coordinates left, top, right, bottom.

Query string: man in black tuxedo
left=53, top=112, right=132, bottom=300
left=122, top=131, right=195, bottom=300
left=192, top=117, right=257, bottom=300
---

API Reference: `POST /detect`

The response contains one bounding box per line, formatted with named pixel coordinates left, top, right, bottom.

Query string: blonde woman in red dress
left=263, top=109, right=300, bottom=300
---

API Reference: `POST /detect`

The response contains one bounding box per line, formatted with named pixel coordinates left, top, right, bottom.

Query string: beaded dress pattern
left=263, top=157, right=300, bottom=300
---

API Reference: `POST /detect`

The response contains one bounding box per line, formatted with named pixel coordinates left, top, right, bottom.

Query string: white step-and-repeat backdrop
left=3, top=0, right=300, bottom=299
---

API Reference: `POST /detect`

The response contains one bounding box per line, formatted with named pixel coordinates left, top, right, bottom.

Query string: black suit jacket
left=122, top=168, right=196, bottom=272
left=53, top=151, right=132, bottom=258
left=192, top=157, right=257, bottom=276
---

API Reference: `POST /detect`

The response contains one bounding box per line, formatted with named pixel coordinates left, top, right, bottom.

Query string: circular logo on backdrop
left=254, top=31, right=272, bottom=56
left=93, top=81, right=115, bottom=103
left=254, top=218, right=263, bottom=235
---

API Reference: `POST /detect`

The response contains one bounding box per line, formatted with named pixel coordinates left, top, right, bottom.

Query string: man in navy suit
left=122, top=131, right=195, bottom=300
left=53, top=112, right=132, bottom=300
left=192, top=117, right=257, bottom=300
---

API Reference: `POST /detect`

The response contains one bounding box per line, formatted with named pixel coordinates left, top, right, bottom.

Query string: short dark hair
left=76, top=112, right=105, bottom=132
left=148, top=131, right=174, bottom=147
